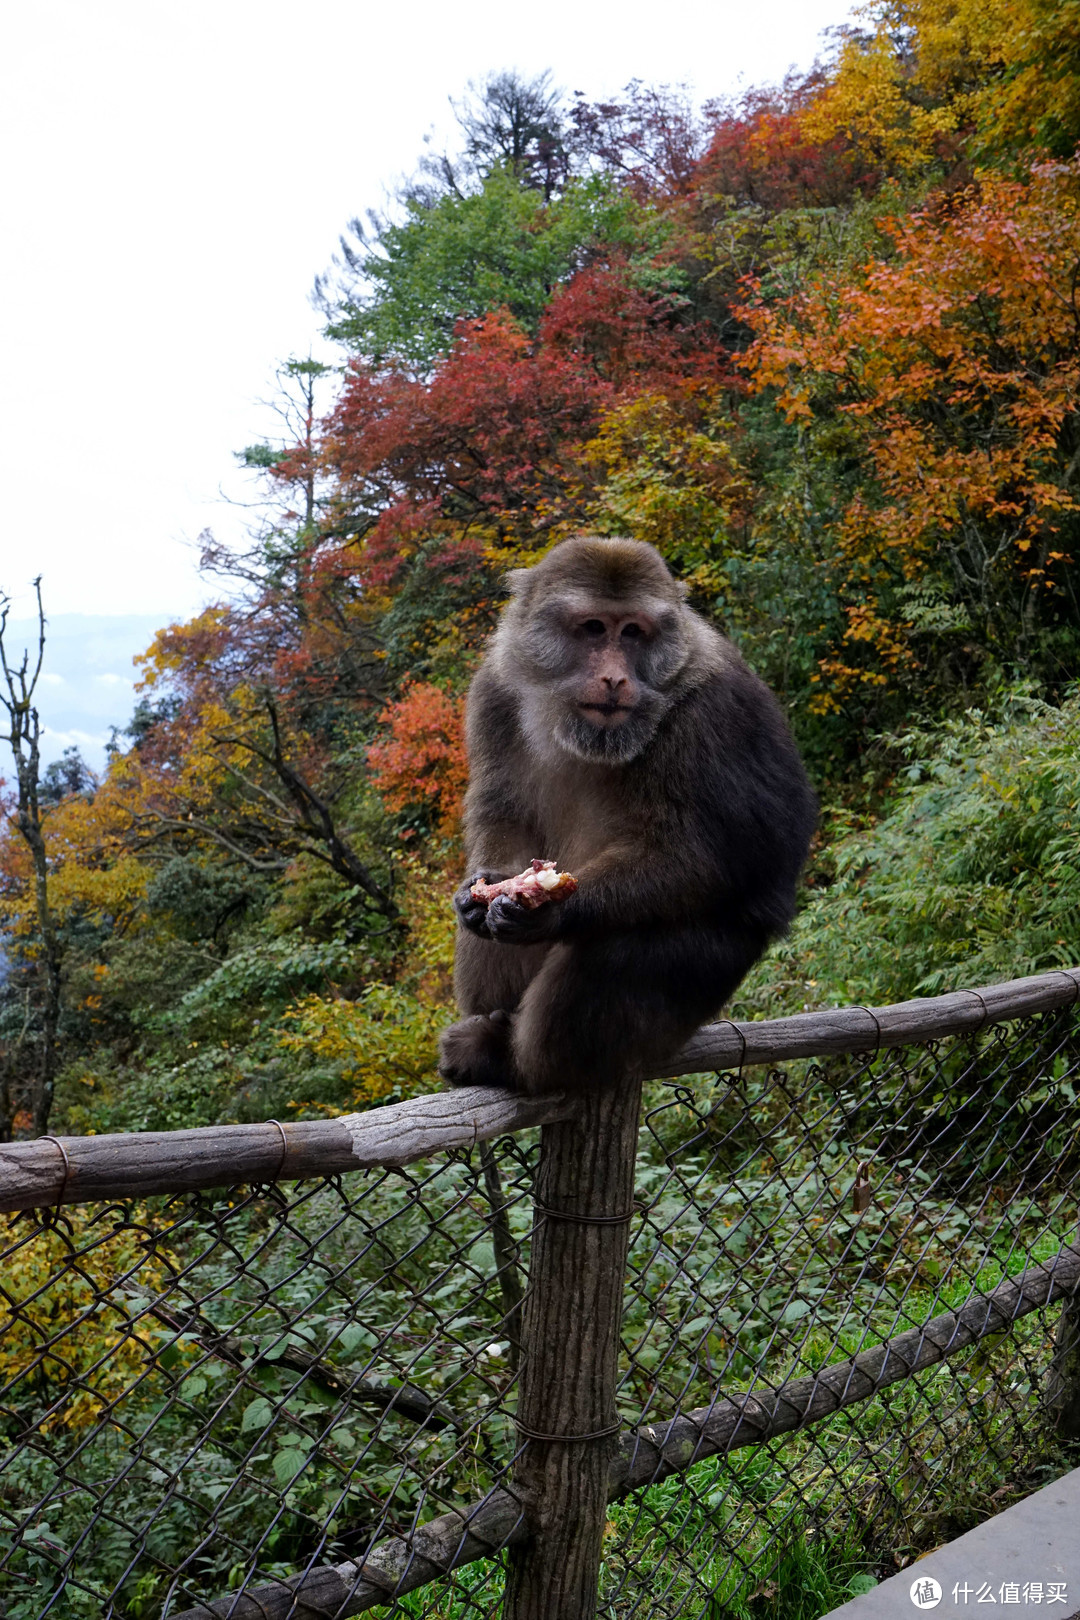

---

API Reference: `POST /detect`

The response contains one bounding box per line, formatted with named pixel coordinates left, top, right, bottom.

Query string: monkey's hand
left=453, top=871, right=506, bottom=938
left=486, top=892, right=566, bottom=944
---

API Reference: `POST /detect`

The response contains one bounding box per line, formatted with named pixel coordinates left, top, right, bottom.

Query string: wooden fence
left=0, top=967, right=1078, bottom=1619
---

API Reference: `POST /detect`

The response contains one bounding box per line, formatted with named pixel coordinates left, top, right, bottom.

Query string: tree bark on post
left=503, top=1077, right=642, bottom=1620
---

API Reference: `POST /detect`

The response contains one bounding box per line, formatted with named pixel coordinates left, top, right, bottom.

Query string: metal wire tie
left=714, top=1017, right=749, bottom=1072
left=854, top=1005, right=883, bottom=1052
left=39, top=1135, right=71, bottom=1216
left=515, top=1417, right=623, bottom=1442
left=958, top=987, right=990, bottom=1030
left=266, top=1119, right=289, bottom=1181
left=533, top=1204, right=636, bottom=1225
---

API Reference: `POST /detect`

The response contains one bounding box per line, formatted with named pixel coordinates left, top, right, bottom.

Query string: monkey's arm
left=487, top=813, right=805, bottom=943
left=482, top=841, right=651, bottom=940
left=483, top=842, right=708, bottom=942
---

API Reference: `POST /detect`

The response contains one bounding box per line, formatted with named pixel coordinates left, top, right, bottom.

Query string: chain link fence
left=0, top=973, right=1079, bottom=1618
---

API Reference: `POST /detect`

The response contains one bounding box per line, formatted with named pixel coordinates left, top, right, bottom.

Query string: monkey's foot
left=438, top=1010, right=517, bottom=1090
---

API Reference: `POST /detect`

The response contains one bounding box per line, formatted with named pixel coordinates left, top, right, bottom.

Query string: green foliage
left=327, top=167, right=670, bottom=369
left=56, top=1039, right=356, bottom=1136
left=166, top=936, right=361, bottom=1035
left=236, top=443, right=289, bottom=469
left=742, top=691, right=1080, bottom=1013
left=145, top=856, right=263, bottom=945
left=375, top=540, right=499, bottom=687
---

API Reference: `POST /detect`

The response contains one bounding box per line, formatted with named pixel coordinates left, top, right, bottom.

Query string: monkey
left=437, top=536, right=817, bottom=1096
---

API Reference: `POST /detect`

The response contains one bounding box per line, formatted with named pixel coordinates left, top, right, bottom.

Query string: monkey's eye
left=581, top=619, right=606, bottom=636
left=621, top=622, right=644, bottom=640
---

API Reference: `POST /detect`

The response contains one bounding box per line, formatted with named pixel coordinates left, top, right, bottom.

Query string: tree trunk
left=502, top=1078, right=642, bottom=1620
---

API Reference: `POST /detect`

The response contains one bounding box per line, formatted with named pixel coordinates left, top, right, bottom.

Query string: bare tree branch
left=0, top=579, right=61, bottom=1137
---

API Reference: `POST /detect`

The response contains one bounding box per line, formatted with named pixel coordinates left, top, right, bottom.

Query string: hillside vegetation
left=4, top=4, right=1080, bottom=1140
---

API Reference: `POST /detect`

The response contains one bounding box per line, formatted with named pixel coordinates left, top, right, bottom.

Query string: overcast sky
left=1, top=0, right=853, bottom=762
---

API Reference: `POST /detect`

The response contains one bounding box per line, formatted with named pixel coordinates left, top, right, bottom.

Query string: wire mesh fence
left=1, top=975, right=1079, bottom=1618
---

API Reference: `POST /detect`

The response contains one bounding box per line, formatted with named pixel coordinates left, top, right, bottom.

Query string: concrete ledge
left=823, top=1468, right=1080, bottom=1620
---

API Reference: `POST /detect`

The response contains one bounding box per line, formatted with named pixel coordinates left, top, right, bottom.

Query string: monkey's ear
left=503, top=567, right=532, bottom=597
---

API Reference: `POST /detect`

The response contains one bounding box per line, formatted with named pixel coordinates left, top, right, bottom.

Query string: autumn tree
left=32, top=40, right=1080, bottom=1146
left=124, top=611, right=398, bottom=924
left=802, top=0, right=1080, bottom=171
left=367, top=682, right=468, bottom=833
left=741, top=160, right=1080, bottom=720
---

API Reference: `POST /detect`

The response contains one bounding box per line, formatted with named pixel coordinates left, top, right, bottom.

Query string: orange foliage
left=367, top=683, right=468, bottom=829
left=741, top=160, right=1080, bottom=708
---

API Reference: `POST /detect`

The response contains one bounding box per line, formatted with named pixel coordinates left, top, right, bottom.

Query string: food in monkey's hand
left=470, top=859, right=578, bottom=910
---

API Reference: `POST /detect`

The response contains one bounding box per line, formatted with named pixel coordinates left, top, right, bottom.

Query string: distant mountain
left=2, top=612, right=172, bottom=772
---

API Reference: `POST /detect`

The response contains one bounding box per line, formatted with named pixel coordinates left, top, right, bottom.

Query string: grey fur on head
left=492, top=536, right=718, bottom=765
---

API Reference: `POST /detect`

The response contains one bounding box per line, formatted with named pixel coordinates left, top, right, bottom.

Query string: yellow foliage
left=279, top=983, right=447, bottom=1106
left=0, top=767, right=151, bottom=944
left=582, top=391, right=747, bottom=594
left=396, top=848, right=459, bottom=1001
left=801, top=17, right=961, bottom=173
left=0, top=1208, right=178, bottom=1431
left=134, top=605, right=232, bottom=689
left=804, top=0, right=1080, bottom=172
left=134, top=610, right=272, bottom=810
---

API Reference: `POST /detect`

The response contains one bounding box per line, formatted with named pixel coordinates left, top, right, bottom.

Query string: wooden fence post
left=1046, top=1230, right=1080, bottom=1440
left=502, top=1077, right=642, bottom=1620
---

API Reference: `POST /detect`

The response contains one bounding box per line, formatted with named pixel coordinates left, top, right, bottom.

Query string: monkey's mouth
left=578, top=702, right=634, bottom=725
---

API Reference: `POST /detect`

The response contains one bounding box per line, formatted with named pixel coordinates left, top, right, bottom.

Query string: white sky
left=1, top=0, right=854, bottom=630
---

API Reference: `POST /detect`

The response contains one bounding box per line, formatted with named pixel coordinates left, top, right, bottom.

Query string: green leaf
left=338, top=1323, right=375, bottom=1353
left=273, top=1448, right=306, bottom=1487
left=241, top=1398, right=272, bottom=1433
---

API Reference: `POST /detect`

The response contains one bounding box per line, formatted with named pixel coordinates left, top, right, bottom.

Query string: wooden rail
left=1, top=967, right=1077, bottom=1214
left=659, top=966, right=1080, bottom=1075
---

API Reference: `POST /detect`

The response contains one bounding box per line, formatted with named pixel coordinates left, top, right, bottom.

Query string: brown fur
left=438, top=537, right=816, bottom=1095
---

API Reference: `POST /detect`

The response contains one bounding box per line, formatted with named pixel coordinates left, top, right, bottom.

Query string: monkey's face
left=515, top=595, right=689, bottom=765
